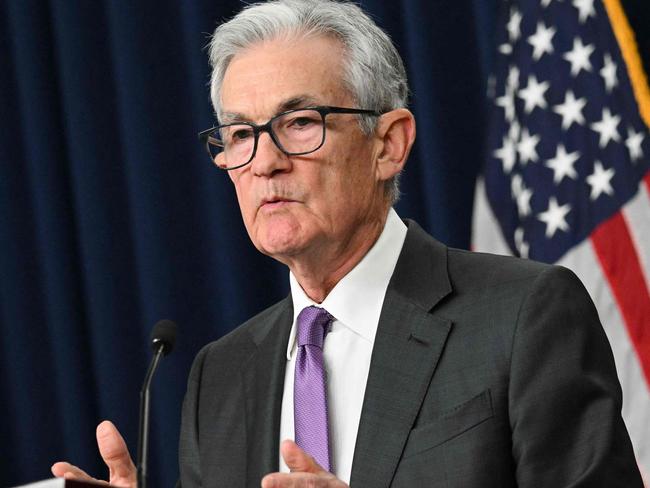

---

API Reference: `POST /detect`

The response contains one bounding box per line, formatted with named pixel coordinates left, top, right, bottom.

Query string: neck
left=288, top=210, right=389, bottom=303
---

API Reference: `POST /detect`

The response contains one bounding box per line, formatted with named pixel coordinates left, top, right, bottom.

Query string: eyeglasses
left=198, top=106, right=382, bottom=170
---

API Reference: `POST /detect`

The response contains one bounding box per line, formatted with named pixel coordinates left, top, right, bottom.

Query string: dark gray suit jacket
left=178, top=220, right=643, bottom=487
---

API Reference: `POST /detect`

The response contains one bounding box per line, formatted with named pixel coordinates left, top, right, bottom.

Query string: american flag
left=472, top=0, right=650, bottom=482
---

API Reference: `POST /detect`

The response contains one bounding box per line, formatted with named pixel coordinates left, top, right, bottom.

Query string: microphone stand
left=136, top=342, right=165, bottom=488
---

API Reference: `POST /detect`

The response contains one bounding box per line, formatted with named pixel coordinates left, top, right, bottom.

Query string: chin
left=258, top=240, right=305, bottom=262
left=255, top=224, right=306, bottom=260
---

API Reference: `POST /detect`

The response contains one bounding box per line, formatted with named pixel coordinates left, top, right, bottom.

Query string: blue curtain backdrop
left=0, top=1, right=647, bottom=487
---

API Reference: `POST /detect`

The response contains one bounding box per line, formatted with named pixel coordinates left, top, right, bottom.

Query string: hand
left=51, top=420, right=137, bottom=488
left=261, top=440, right=349, bottom=488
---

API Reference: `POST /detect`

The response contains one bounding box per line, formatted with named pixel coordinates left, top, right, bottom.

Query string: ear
left=374, top=108, right=416, bottom=183
left=215, top=153, right=238, bottom=183
left=215, top=152, right=228, bottom=170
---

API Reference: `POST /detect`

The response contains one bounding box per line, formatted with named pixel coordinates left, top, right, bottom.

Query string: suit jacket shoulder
left=196, top=296, right=293, bottom=362
left=179, top=295, right=293, bottom=488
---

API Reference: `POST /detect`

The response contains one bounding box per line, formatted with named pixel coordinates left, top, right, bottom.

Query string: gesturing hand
left=261, top=440, right=349, bottom=488
left=51, top=420, right=137, bottom=488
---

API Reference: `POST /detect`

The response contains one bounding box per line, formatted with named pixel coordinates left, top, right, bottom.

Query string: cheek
left=312, top=167, right=367, bottom=226
left=330, top=153, right=376, bottom=202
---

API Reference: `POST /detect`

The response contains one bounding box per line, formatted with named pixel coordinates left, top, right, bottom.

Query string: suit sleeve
left=177, top=345, right=209, bottom=488
left=508, top=265, right=643, bottom=487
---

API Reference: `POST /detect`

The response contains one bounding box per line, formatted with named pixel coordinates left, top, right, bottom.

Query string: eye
left=227, top=127, right=254, bottom=144
left=233, top=129, right=252, bottom=139
left=291, top=116, right=315, bottom=128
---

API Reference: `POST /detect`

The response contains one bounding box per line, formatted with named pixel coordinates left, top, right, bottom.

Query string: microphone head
left=151, top=319, right=178, bottom=356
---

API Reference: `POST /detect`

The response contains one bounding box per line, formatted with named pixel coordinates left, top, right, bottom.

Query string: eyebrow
left=219, top=94, right=321, bottom=124
left=278, top=95, right=319, bottom=111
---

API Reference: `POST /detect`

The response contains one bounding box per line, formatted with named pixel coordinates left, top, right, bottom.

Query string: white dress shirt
left=279, top=208, right=407, bottom=483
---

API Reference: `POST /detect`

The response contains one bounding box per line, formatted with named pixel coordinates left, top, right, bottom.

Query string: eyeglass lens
left=208, top=109, right=325, bottom=168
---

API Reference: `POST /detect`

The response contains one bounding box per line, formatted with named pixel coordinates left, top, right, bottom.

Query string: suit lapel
left=350, top=221, right=453, bottom=487
left=241, top=296, right=293, bottom=485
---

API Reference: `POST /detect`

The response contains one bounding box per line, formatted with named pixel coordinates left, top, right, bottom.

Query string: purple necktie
left=294, top=306, right=333, bottom=472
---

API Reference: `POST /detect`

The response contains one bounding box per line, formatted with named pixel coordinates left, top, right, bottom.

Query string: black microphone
left=137, top=319, right=178, bottom=488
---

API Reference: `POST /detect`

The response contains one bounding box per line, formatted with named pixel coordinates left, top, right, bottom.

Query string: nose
left=250, top=131, right=292, bottom=177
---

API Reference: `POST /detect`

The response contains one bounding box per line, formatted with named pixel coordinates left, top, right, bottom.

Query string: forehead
left=220, top=35, right=352, bottom=121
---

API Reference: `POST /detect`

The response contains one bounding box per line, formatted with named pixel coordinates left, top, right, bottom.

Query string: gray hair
left=208, top=0, right=409, bottom=203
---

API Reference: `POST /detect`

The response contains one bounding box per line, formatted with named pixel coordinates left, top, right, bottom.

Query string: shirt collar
left=286, top=208, right=407, bottom=359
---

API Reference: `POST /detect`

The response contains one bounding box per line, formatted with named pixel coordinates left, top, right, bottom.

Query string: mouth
left=260, top=197, right=298, bottom=210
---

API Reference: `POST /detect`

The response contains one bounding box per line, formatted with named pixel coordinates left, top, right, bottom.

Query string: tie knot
left=297, top=306, right=332, bottom=348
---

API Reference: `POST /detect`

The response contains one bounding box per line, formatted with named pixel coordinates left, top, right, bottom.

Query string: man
left=52, top=0, right=643, bottom=487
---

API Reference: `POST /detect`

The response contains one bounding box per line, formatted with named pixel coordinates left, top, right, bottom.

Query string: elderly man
left=53, top=0, right=643, bottom=487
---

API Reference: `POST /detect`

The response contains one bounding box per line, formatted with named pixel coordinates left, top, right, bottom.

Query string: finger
left=262, top=472, right=347, bottom=488
left=261, top=472, right=298, bottom=487
left=51, top=462, right=108, bottom=485
left=280, top=440, right=325, bottom=474
left=261, top=472, right=319, bottom=488
left=96, top=421, right=137, bottom=481
left=64, top=472, right=110, bottom=485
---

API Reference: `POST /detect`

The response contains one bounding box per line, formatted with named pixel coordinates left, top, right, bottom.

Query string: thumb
left=280, top=440, right=326, bottom=474
left=96, top=420, right=137, bottom=481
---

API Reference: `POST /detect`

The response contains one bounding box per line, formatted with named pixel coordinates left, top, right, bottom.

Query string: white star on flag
left=496, top=89, right=516, bottom=122
left=590, top=107, right=621, bottom=148
left=517, top=128, right=540, bottom=164
left=553, top=90, right=587, bottom=130
left=625, top=126, right=645, bottom=162
left=507, top=65, right=520, bottom=91
left=545, top=144, right=580, bottom=184
left=499, top=44, right=513, bottom=55
left=563, top=37, right=595, bottom=76
left=508, top=120, right=521, bottom=143
left=514, top=227, right=530, bottom=258
left=528, top=22, right=556, bottom=61
left=494, top=136, right=517, bottom=173
left=586, top=160, right=615, bottom=200
left=507, top=8, right=523, bottom=43
left=600, top=53, right=618, bottom=93
left=572, top=0, right=596, bottom=24
left=518, top=75, right=549, bottom=113
left=517, top=188, right=534, bottom=218
left=511, top=175, right=534, bottom=217
left=511, top=173, right=524, bottom=198
left=537, top=196, right=571, bottom=238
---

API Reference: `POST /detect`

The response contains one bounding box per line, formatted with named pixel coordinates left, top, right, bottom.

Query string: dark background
left=0, top=1, right=647, bottom=487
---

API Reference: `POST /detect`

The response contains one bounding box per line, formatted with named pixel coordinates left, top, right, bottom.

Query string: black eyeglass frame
left=197, top=106, right=382, bottom=170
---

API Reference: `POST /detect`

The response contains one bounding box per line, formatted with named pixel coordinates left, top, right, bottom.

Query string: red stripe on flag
left=645, top=172, right=650, bottom=195
left=591, top=211, right=650, bottom=387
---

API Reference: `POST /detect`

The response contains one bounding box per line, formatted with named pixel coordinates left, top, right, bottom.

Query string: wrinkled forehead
left=219, top=35, right=353, bottom=123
